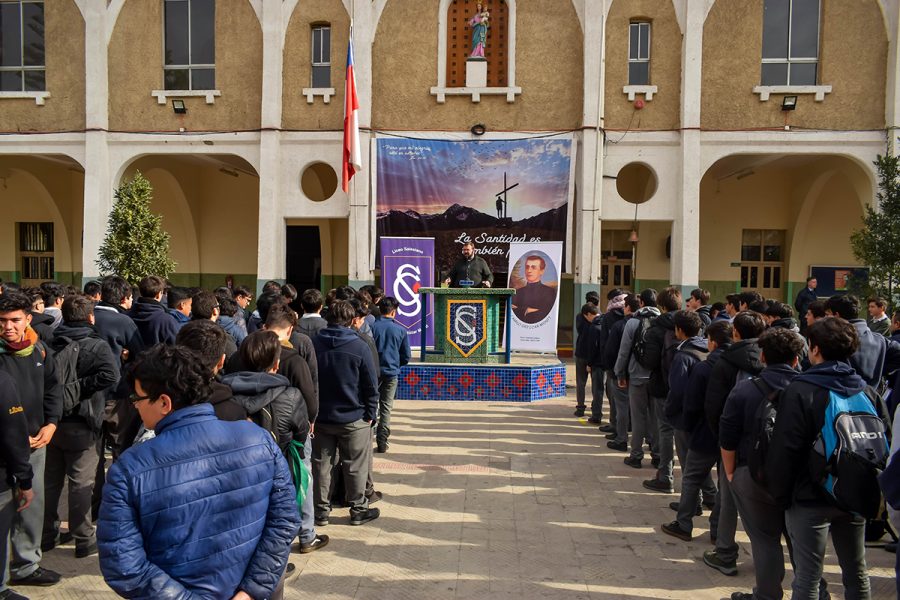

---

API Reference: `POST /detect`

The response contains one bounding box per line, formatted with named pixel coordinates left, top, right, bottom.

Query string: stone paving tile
left=23, top=371, right=897, bottom=600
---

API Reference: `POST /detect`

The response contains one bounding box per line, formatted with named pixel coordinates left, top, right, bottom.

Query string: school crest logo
left=446, top=300, right=487, bottom=358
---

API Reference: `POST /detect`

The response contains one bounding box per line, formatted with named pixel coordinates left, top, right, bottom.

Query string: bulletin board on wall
left=808, top=265, right=870, bottom=297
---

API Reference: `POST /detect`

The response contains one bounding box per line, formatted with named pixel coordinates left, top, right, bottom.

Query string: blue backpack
left=811, top=388, right=890, bottom=519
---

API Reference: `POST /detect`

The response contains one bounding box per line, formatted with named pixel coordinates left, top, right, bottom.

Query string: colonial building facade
left=0, top=0, right=898, bottom=337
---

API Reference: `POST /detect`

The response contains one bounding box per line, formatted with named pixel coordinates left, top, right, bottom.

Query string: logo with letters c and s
left=446, top=300, right=487, bottom=358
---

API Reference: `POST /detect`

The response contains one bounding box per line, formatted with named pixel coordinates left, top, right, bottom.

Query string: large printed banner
left=507, top=241, right=563, bottom=352
left=375, top=137, right=572, bottom=278
left=381, top=236, right=435, bottom=348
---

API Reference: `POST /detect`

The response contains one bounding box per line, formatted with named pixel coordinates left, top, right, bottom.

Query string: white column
left=886, top=0, right=900, bottom=156
left=80, top=4, right=112, bottom=282
left=671, top=0, right=711, bottom=291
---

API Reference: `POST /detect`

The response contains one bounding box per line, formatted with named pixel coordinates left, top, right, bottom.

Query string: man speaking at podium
left=444, top=242, right=494, bottom=288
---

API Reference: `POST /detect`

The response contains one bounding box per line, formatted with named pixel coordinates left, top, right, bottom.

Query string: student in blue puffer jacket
left=97, top=344, right=300, bottom=600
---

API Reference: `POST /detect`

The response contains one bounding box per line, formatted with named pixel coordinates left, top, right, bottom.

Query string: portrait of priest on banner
left=509, top=251, right=558, bottom=324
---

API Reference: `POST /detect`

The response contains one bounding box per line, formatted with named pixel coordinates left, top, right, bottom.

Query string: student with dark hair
left=43, top=296, right=118, bottom=559
left=0, top=292, right=63, bottom=588
left=891, top=310, right=900, bottom=344
left=130, top=276, right=179, bottom=346
left=40, top=282, right=66, bottom=330
left=298, top=288, right=328, bottom=339
left=664, top=320, right=732, bottom=544
left=175, top=320, right=248, bottom=422
left=311, top=300, right=380, bottom=527
left=687, top=288, right=712, bottom=327
left=574, top=303, right=601, bottom=419
left=765, top=302, right=799, bottom=331
left=718, top=327, right=819, bottom=600
left=710, top=302, right=727, bottom=322
left=83, top=281, right=102, bottom=302
left=371, top=297, right=411, bottom=453
left=234, top=285, right=253, bottom=321
left=97, top=344, right=300, bottom=599
left=165, top=287, right=192, bottom=331
left=601, top=293, right=635, bottom=447
left=867, top=296, right=890, bottom=337
left=795, top=276, right=818, bottom=332
left=826, top=294, right=900, bottom=387
left=217, top=296, right=248, bottom=346
left=766, top=318, right=872, bottom=598
left=585, top=290, right=601, bottom=307
left=702, top=310, right=767, bottom=576
left=26, top=286, right=55, bottom=343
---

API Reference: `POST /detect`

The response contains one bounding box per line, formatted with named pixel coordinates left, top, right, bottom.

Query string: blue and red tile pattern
left=397, top=363, right=566, bottom=402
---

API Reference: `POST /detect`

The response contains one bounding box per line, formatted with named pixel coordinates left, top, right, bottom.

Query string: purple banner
left=381, top=237, right=435, bottom=347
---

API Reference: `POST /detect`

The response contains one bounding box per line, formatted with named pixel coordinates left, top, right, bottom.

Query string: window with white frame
left=164, top=0, right=215, bottom=91
left=0, top=0, right=45, bottom=92
left=628, top=21, right=650, bottom=86
left=761, top=0, right=819, bottom=86
left=311, top=25, right=331, bottom=88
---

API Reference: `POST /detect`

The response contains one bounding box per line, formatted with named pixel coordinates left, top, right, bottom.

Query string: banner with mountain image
left=375, top=137, right=573, bottom=278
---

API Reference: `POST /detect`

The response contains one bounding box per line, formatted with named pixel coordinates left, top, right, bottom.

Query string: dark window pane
left=164, top=68, right=189, bottom=90
left=0, top=70, right=22, bottom=91
left=763, top=267, right=771, bottom=289
left=762, top=0, right=789, bottom=59
left=191, top=67, right=214, bottom=90
left=629, top=24, right=639, bottom=59
left=763, top=245, right=781, bottom=261
left=741, top=266, right=749, bottom=288
left=312, top=28, right=323, bottom=63
left=628, top=61, right=649, bottom=85
left=164, top=0, right=189, bottom=65
left=322, top=26, right=330, bottom=62
left=21, top=3, right=43, bottom=67
left=750, top=267, right=758, bottom=289
left=773, top=267, right=781, bottom=288
left=613, top=265, right=621, bottom=286
left=601, top=265, right=608, bottom=286
left=312, top=65, right=330, bottom=88
left=0, top=3, right=22, bottom=67
left=790, top=0, right=819, bottom=58
left=623, top=264, right=632, bottom=287
left=741, top=245, right=761, bottom=262
left=24, top=69, right=44, bottom=91
left=761, top=62, right=788, bottom=85
left=191, top=0, right=215, bottom=64
left=638, top=23, right=650, bottom=60
left=789, top=62, right=817, bottom=85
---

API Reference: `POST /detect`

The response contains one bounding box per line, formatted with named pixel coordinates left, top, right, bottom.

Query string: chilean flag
left=342, top=25, right=361, bottom=193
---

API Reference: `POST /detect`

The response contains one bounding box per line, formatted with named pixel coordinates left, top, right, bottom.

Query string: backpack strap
left=35, top=340, right=47, bottom=360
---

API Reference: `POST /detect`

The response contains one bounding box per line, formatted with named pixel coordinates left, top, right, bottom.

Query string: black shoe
left=366, top=490, right=383, bottom=505
left=284, top=563, right=297, bottom=577
left=607, top=440, right=627, bottom=451
left=9, top=568, right=61, bottom=587
left=651, top=456, right=660, bottom=469
left=297, top=534, right=330, bottom=554
left=605, top=433, right=617, bottom=440
left=375, top=442, right=388, bottom=453
left=668, top=501, right=702, bottom=516
left=587, top=417, right=601, bottom=424
left=314, top=514, right=329, bottom=527
left=702, top=498, right=716, bottom=510
left=661, top=521, right=692, bottom=542
left=0, top=589, right=29, bottom=600
left=623, top=456, right=642, bottom=468
left=75, top=541, right=98, bottom=558
left=349, top=507, right=380, bottom=526
left=598, top=424, right=615, bottom=433
left=730, top=593, right=753, bottom=600
left=40, top=531, right=73, bottom=552
left=703, top=549, right=737, bottom=576
left=573, top=407, right=585, bottom=417
left=642, top=479, right=674, bottom=493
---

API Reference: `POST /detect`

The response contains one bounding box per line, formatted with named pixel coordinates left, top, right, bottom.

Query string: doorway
left=600, top=229, right=634, bottom=306
left=286, top=226, right=322, bottom=293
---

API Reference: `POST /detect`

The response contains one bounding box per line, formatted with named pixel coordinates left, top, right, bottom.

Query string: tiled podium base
left=397, top=362, right=566, bottom=402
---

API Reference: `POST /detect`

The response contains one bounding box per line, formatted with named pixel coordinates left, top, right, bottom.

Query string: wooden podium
left=418, top=287, right=514, bottom=364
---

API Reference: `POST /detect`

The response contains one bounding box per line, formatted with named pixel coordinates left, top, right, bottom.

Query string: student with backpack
left=767, top=317, right=883, bottom=599
left=614, top=289, right=661, bottom=469
left=43, top=296, right=118, bottom=559
left=718, top=328, right=806, bottom=600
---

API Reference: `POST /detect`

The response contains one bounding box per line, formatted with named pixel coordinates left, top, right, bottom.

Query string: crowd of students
left=574, top=285, right=900, bottom=599
left=0, top=276, right=409, bottom=600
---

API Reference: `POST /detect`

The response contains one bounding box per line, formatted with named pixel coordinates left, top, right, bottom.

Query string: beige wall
left=124, top=156, right=259, bottom=276
left=604, top=0, right=682, bottom=130
left=371, top=0, right=583, bottom=130
left=0, top=0, right=85, bottom=133
left=634, top=220, right=671, bottom=281
left=282, top=0, right=350, bottom=130
left=702, top=0, right=887, bottom=130
left=109, top=0, right=263, bottom=132
left=0, top=157, right=84, bottom=275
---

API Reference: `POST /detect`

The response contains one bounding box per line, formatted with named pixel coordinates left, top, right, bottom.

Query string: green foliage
left=850, top=150, right=900, bottom=310
left=96, top=172, right=177, bottom=284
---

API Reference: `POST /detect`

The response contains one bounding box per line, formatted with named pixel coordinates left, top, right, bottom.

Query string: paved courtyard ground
left=27, top=366, right=896, bottom=599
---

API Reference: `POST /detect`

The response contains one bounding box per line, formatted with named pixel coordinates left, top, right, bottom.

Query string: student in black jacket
left=0, top=292, right=63, bottom=587
left=766, top=317, right=871, bottom=599
left=175, top=320, right=248, bottom=422
left=602, top=294, right=636, bottom=446
left=0, top=371, right=34, bottom=600
left=594, top=293, right=627, bottom=431
left=574, top=303, right=601, bottom=419
left=825, top=294, right=900, bottom=387
left=44, top=296, right=118, bottom=559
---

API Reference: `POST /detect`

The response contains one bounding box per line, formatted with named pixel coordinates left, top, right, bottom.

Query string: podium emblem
left=446, top=300, right=487, bottom=358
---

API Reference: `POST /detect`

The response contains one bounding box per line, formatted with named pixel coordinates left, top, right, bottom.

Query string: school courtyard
left=27, top=365, right=895, bottom=600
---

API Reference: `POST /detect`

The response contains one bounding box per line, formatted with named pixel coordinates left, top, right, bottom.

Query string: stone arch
left=6, top=167, right=75, bottom=274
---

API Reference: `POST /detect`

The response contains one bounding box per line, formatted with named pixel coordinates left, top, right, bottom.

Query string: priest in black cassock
left=511, top=255, right=556, bottom=324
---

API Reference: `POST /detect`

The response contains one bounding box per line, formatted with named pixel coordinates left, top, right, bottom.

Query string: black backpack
left=52, top=337, right=83, bottom=416
left=632, top=312, right=658, bottom=368
left=747, top=378, right=779, bottom=486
